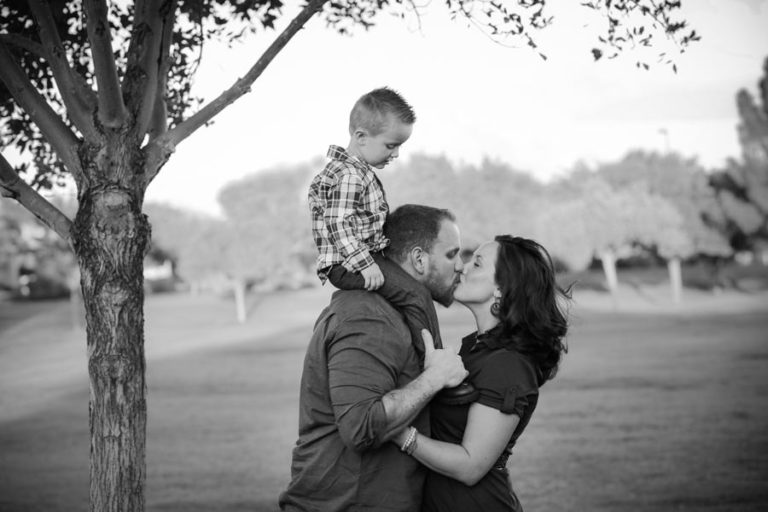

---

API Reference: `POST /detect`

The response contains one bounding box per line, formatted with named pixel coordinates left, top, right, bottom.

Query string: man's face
left=424, top=220, right=463, bottom=307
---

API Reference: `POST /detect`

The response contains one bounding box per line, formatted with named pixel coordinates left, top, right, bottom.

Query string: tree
left=539, top=175, right=691, bottom=302
left=710, top=57, right=768, bottom=253
left=142, top=202, right=227, bottom=291
left=387, top=153, right=544, bottom=248
left=595, top=150, right=733, bottom=298
left=0, top=1, right=698, bottom=509
left=562, top=176, right=636, bottom=295
left=217, top=163, right=313, bottom=322
left=625, top=181, right=691, bottom=303
left=533, top=198, right=595, bottom=273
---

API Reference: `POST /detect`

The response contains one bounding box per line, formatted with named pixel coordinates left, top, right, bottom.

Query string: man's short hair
left=384, top=204, right=455, bottom=264
left=349, top=87, right=416, bottom=136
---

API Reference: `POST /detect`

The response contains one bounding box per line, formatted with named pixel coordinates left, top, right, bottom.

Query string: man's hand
left=360, top=263, right=385, bottom=291
left=422, top=329, right=468, bottom=389
left=380, top=330, right=469, bottom=437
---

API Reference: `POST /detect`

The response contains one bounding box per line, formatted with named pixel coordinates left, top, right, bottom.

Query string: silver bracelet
left=400, top=426, right=417, bottom=454
left=406, top=430, right=418, bottom=456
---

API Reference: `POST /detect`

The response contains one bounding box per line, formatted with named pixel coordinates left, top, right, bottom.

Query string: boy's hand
left=361, top=263, right=385, bottom=291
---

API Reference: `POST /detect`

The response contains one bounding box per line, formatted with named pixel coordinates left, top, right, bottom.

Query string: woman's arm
left=397, top=402, right=520, bottom=486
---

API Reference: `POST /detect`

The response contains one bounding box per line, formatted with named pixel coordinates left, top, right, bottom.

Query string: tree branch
left=146, top=0, right=177, bottom=141
left=0, top=152, right=73, bottom=243
left=0, top=33, right=97, bottom=111
left=27, top=0, right=98, bottom=138
left=161, top=0, right=329, bottom=150
left=0, top=33, right=46, bottom=58
left=143, top=136, right=175, bottom=186
left=0, top=41, right=84, bottom=181
left=124, top=0, right=165, bottom=138
left=83, top=0, right=128, bottom=128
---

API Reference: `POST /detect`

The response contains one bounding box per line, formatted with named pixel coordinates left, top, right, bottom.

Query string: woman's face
left=454, top=241, right=499, bottom=306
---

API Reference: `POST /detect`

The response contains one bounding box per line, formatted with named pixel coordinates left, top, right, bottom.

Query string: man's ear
left=409, top=247, right=427, bottom=275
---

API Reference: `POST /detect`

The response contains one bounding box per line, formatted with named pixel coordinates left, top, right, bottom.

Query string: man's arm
left=328, top=316, right=466, bottom=452
left=380, top=333, right=466, bottom=439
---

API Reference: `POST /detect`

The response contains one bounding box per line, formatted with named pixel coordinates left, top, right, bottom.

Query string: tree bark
left=84, top=0, right=127, bottom=128
left=71, top=142, right=150, bottom=511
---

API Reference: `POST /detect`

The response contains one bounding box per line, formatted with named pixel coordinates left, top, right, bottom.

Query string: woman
left=395, top=235, right=570, bottom=511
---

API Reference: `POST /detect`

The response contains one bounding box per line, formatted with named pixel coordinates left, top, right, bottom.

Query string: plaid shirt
left=309, top=145, right=389, bottom=281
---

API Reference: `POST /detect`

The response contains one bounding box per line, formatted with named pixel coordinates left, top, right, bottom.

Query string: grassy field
left=1, top=284, right=767, bottom=511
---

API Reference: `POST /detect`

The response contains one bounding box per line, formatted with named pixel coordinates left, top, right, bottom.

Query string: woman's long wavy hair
left=492, top=235, right=570, bottom=383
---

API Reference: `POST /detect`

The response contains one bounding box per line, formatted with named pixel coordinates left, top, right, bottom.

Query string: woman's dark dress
left=422, top=329, right=543, bottom=512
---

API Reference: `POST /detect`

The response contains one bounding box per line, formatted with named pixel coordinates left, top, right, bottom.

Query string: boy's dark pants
left=326, top=252, right=443, bottom=355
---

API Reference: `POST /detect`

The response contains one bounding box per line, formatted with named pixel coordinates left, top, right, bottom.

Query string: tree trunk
left=599, top=249, right=619, bottom=296
left=72, top=173, right=150, bottom=510
left=667, top=257, right=683, bottom=304
left=233, top=277, right=247, bottom=324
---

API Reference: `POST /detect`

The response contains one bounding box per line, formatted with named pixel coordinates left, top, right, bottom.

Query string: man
left=279, top=204, right=467, bottom=512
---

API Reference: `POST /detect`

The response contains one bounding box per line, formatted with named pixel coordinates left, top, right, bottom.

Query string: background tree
left=142, top=202, right=227, bottom=292
left=387, top=153, right=543, bottom=248
left=0, top=201, right=26, bottom=290
left=538, top=175, right=690, bottom=302
left=453, top=158, right=543, bottom=247
left=595, top=150, right=732, bottom=297
left=623, top=181, right=691, bottom=303
left=547, top=176, right=634, bottom=296
left=217, top=164, right=312, bottom=322
left=710, top=57, right=768, bottom=255
left=533, top=197, right=596, bottom=273
left=0, top=0, right=698, bottom=509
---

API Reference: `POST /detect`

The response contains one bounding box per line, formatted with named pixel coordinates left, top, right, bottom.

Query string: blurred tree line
left=142, top=59, right=768, bottom=313
left=145, top=132, right=766, bottom=314
left=4, top=59, right=767, bottom=314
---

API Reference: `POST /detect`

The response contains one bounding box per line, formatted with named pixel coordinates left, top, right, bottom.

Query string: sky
left=129, top=1, right=764, bottom=215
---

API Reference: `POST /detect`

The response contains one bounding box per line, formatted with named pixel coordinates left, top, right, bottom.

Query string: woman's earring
left=490, top=290, right=501, bottom=316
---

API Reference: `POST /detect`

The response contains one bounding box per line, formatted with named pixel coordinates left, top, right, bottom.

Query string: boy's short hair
left=349, top=87, right=416, bottom=136
left=384, top=204, right=455, bottom=264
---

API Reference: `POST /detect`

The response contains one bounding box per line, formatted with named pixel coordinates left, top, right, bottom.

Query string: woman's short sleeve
left=473, top=350, right=539, bottom=416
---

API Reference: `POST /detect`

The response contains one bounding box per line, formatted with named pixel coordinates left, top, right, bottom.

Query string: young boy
left=308, top=86, right=443, bottom=351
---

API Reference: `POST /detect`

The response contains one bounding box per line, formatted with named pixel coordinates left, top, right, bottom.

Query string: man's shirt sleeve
left=326, top=313, right=408, bottom=452
left=323, top=170, right=375, bottom=272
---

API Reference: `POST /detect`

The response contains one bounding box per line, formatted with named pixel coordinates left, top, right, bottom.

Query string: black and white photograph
left=1, top=1, right=766, bottom=511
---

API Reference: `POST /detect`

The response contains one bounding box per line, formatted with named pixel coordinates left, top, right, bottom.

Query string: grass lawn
left=1, top=284, right=767, bottom=511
